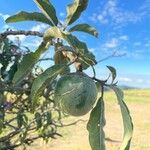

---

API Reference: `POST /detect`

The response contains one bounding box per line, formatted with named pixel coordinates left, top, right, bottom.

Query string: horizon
left=0, top=0, right=150, bottom=88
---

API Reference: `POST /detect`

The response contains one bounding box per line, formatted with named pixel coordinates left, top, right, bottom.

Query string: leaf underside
left=5, top=11, right=53, bottom=25
left=87, top=96, right=105, bottom=150
left=111, top=86, right=133, bottom=150
left=34, top=0, right=58, bottom=26
left=69, top=23, right=98, bottom=37
left=65, top=0, right=88, bottom=25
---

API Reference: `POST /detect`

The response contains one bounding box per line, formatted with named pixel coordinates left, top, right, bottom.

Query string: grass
left=25, top=89, right=150, bottom=149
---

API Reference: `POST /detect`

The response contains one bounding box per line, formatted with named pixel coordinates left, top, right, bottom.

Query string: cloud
left=104, top=38, right=118, bottom=48
left=59, top=12, right=65, bottom=17
left=89, top=0, right=150, bottom=27
left=117, top=75, right=150, bottom=88
left=8, top=35, right=26, bottom=42
left=31, top=24, right=49, bottom=32
left=118, top=77, right=132, bottom=82
left=145, top=41, right=150, bottom=47
left=0, top=13, right=10, bottom=20
left=119, top=35, right=128, bottom=41
left=137, top=79, right=144, bottom=83
left=134, top=42, right=141, bottom=46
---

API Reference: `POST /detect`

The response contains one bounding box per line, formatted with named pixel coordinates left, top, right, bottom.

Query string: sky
left=0, top=0, right=150, bottom=88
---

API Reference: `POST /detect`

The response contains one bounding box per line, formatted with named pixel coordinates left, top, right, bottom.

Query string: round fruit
left=54, top=72, right=98, bottom=116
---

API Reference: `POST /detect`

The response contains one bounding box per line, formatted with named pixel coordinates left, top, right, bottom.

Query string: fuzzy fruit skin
left=54, top=73, right=98, bottom=116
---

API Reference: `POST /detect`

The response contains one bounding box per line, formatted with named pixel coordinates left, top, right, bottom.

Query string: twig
left=97, top=51, right=126, bottom=63
left=53, top=119, right=87, bottom=127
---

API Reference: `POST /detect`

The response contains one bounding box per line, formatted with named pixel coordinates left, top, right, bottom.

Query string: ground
left=26, top=89, right=150, bottom=150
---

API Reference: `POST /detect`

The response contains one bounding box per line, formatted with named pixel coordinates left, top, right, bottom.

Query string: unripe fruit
left=54, top=72, right=98, bottom=116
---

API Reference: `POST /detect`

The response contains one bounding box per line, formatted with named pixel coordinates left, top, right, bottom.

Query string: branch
left=97, top=51, right=126, bottom=64
left=0, top=30, right=43, bottom=39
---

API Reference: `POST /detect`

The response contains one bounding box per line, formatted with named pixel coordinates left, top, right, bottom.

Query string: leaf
left=17, top=113, right=23, bottom=128
left=13, top=41, right=49, bottom=85
left=107, top=66, right=116, bottom=83
left=34, top=0, right=58, bottom=26
left=5, top=11, right=53, bottom=25
left=54, top=45, right=70, bottom=74
left=111, top=86, right=133, bottom=150
left=65, top=0, right=88, bottom=25
left=44, top=27, right=96, bottom=69
left=35, top=112, right=42, bottom=130
left=44, top=27, right=67, bottom=41
left=7, top=61, right=18, bottom=81
left=69, top=23, right=98, bottom=37
left=64, top=34, right=97, bottom=68
left=31, top=64, right=66, bottom=105
left=87, top=96, right=105, bottom=150
left=46, top=111, right=52, bottom=125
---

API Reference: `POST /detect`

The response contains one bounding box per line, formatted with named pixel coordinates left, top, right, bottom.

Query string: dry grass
left=26, top=89, right=150, bottom=150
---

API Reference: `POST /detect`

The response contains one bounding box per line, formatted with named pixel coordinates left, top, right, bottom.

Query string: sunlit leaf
left=69, top=23, right=98, bottom=37
left=65, top=0, right=88, bottom=25
left=5, top=11, right=53, bottom=25
left=44, top=27, right=68, bottom=41
left=87, top=96, right=105, bottom=150
left=111, top=86, right=133, bottom=150
left=34, top=0, right=58, bottom=26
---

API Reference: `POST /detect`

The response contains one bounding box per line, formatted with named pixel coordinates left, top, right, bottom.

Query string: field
left=26, top=89, right=150, bottom=150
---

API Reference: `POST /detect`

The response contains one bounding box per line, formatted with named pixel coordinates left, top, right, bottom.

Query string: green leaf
left=87, top=96, right=105, bottom=150
left=34, top=0, right=58, bottom=26
left=64, top=34, right=96, bottom=68
left=111, top=86, right=133, bottom=150
left=46, top=111, right=52, bottom=125
left=44, top=27, right=96, bottom=69
left=17, top=113, right=23, bottom=128
left=31, top=64, right=66, bottom=105
left=65, top=0, right=88, bottom=25
left=35, top=112, right=42, bottom=130
left=107, top=66, right=116, bottom=83
left=13, top=41, right=49, bottom=85
left=69, top=23, right=98, bottom=37
left=5, top=11, right=53, bottom=25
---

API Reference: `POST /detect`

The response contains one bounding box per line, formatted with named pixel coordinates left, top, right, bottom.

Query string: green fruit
left=54, top=72, right=98, bottom=116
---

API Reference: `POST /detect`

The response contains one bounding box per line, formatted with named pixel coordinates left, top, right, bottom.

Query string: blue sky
left=0, top=0, right=150, bottom=88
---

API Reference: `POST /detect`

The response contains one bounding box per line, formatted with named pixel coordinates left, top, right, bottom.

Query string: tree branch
left=0, top=30, right=43, bottom=40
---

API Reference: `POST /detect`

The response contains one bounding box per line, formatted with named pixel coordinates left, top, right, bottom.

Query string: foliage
left=0, top=39, right=62, bottom=149
left=0, top=0, right=133, bottom=149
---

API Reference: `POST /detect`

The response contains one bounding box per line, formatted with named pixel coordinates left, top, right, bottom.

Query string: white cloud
left=134, top=42, right=141, bottom=46
left=59, top=12, right=65, bottom=17
left=0, top=13, right=10, bottom=20
left=137, top=79, right=144, bottom=83
left=89, top=0, right=150, bottom=27
left=119, top=35, right=128, bottom=41
left=97, top=14, right=108, bottom=24
left=145, top=41, right=150, bottom=47
left=118, top=77, right=132, bottom=82
left=7, top=35, right=26, bottom=43
left=31, top=24, right=49, bottom=32
left=89, top=48, right=96, bottom=52
left=104, top=38, right=118, bottom=48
